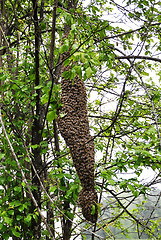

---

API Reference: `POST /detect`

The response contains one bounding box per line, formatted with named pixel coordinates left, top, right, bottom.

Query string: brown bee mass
left=57, top=65, right=98, bottom=223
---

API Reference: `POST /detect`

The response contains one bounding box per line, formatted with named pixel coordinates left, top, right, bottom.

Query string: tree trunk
left=62, top=200, right=73, bottom=240
left=31, top=0, right=42, bottom=238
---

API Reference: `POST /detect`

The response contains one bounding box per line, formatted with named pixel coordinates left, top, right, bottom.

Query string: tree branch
left=116, top=55, right=161, bottom=63
left=106, top=187, right=158, bottom=238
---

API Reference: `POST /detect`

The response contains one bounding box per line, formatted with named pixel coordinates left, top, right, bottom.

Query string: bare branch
left=116, top=55, right=161, bottom=63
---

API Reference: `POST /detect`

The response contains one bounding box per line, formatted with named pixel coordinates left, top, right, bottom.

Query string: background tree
left=0, top=0, right=161, bottom=239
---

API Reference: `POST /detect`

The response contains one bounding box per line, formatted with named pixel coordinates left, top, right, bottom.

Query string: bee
left=57, top=66, right=98, bottom=223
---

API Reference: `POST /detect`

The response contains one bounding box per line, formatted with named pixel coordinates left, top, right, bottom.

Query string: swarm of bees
left=57, top=65, right=98, bottom=223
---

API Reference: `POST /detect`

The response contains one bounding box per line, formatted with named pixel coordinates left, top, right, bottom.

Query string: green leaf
left=8, top=210, right=14, bottom=216
left=108, top=179, right=116, bottom=186
left=80, top=53, right=85, bottom=63
left=59, top=39, right=70, bottom=54
left=34, top=85, right=43, bottom=90
left=142, top=72, right=149, bottom=76
left=65, top=13, right=72, bottom=25
left=62, top=70, right=71, bottom=79
left=0, top=223, right=3, bottom=230
left=40, top=22, right=46, bottom=31
left=10, top=200, right=21, bottom=208
left=41, top=94, right=49, bottom=104
left=74, top=66, right=82, bottom=79
left=18, top=205, right=25, bottom=212
left=4, top=216, right=12, bottom=225
left=67, top=211, right=74, bottom=219
left=72, top=43, right=79, bottom=51
left=31, top=144, right=39, bottom=149
left=47, top=110, right=57, bottom=122
left=85, top=67, right=94, bottom=78
left=14, top=186, right=21, bottom=193
left=24, top=214, right=32, bottom=223
left=33, top=213, right=38, bottom=221
left=97, top=203, right=102, bottom=215
left=64, top=173, right=73, bottom=179
left=21, top=182, right=26, bottom=187
left=128, top=184, right=135, bottom=192
left=12, top=229, right=21, bottom=238
left=91, top=204, right=95, bottom=216
left=0, top=153, right=5, bottom=159
left=0, top=176, right=5, bottom=185
left=49, top=186, right=57, bottom=193
left=16, top=215, right=22, bottom=221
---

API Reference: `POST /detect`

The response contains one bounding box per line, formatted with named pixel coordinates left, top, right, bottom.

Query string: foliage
left=0, top=0, right=161, bottom=239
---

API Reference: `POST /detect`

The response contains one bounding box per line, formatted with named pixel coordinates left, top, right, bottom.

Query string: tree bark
left=31, top=0, right=42, bottom=239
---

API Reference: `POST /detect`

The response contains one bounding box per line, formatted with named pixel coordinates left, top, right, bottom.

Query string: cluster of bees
left=57, top=64, right=98, bottom=223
